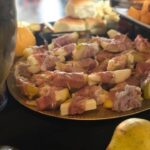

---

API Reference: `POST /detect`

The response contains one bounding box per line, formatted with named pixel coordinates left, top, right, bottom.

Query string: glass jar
left=0, top=0, right=17, bottom=111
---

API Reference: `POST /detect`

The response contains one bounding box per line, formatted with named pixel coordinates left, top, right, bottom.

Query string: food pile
left=128, top=0, right=150, bottom=25
left=14, top=29, right=150, bottom=116
left=53, top=0, right=119, bottom=34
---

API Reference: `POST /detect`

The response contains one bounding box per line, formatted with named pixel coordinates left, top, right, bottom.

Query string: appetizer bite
left=14, top=29, right=150, bottom=116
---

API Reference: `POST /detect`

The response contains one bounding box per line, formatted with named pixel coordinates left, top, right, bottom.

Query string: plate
left=115, top=7, right=150, bottom=30
left=7, top=69, right=150, bottom=121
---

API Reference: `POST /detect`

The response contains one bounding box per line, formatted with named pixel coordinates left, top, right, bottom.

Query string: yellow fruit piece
left=15, top=23, right=36, bottom=57
left=26, top=100, right=37, bottom=107
left=99, top=92, right=108, bottom=102
left=55, top=88, right=70, bottom=102
left=103, top=99, right=113, bottom=109
left=99, top=91, right=113, bottom=108
left=23, top=47, right=34, bottom=58
left=28, top=23, right=41, bottom=32
left=143, top=81, right=150, bottom=100
left=132, top=51, right=144, bottom=62
left=24, top=84, right=39, bottom=99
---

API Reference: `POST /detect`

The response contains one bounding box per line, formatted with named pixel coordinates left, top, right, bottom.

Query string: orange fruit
left=15, top=23, right=36, bottom=57
left=128, top=6, right=141, bottom=21
left=140, top=0, right=150, bottom=24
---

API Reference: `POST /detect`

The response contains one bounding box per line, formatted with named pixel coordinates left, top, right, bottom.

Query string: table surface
left=0, top=90, right=150, bottom=150
left=0, top=1, right=149, bottom=150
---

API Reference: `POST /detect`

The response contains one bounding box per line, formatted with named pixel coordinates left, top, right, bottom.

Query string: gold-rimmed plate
left=7, top=68, right=150, bottom=121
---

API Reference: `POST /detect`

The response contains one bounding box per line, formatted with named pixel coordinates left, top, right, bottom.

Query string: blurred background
left=16, top=0, right=67, bottom=23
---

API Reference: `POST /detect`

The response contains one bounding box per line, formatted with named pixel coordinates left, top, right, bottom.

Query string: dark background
left=0, top=91, right=149, bottom=150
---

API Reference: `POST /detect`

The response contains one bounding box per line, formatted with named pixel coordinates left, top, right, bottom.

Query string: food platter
left=7, top=69, right=150, bottom=121
left=115, top=7, right=150, bottom=30
left=7, top=19, right=150, bottom=120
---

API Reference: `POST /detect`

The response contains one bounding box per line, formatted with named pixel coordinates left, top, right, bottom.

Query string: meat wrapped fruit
left=14, top=30, right=150, bottom=116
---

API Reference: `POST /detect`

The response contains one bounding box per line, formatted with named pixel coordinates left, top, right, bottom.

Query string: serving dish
left=7, top=25, right=150, bottom=120
left=115, top=7, right=150, bottom=30
left=115, top=7, right=150, bottom=40
left=7, top=72, right=150, bottom=121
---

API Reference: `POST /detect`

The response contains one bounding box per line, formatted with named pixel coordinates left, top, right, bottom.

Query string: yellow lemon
left=15, top=23, right=36, bottom=57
